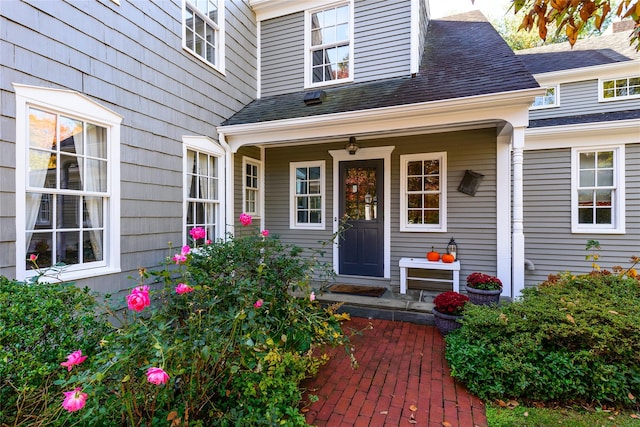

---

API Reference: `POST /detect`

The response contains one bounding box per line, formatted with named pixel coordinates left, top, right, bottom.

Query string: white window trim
left=13, top=83, right=122, bottom=282
left=242, top=156, right=262, bottom=218
left=598, top=76, right=640, bottom=102
left=303, top=0, right=354, bottom=89
left=571, top=145, right=625, bottom=234
left=530, top=85, right=559, bottom=110
left=182, top=0, right=226, bottom=74
left=289, top=160, right=325, bottom=230
left=182, top=136, right=226, bottom=244
left=400, top=152, right=447, bottom=232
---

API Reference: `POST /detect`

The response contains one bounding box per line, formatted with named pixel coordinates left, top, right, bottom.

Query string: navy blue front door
left=339, top=160, right=384, bottom=277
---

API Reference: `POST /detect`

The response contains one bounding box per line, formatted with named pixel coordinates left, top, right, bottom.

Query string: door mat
left=328, top=284, right=387, bottom=298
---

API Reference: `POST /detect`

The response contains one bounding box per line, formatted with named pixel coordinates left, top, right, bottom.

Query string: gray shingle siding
left=0, top=0, right=257, bottom=284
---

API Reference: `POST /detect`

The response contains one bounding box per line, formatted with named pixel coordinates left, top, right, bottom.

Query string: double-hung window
left=14, top=84, right=122, bottom=282
left=184, top=138, right=225, bottom=243
left=400, top=153, right=447, bottom=232
left=305, top=1, right=353, bottom=87
left=243, top=157, right=261, bottom=217
left=183, top=0, right=225, bottom=72
left=572, top=146, right=625, bottom=233
left=290, top=161, right=325, bottom=229
left=600, top=76, right=640, bottom=101
left=531, top=86, right=559, bottom=109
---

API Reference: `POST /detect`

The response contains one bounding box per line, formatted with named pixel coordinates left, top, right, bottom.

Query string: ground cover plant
left=445, top=265, right=640, bottom=409
left=1, top=217, right=351, bottom=426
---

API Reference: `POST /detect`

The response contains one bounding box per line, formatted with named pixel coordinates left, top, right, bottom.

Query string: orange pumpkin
left=442, top=253, right=455, bottom=263
left=427, top=247, right=440, bottom=261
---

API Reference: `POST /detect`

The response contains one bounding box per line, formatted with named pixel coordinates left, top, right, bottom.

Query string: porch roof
left=222, top=11, right=539, bottom=127
left=528, top=110, right=640, bottom=128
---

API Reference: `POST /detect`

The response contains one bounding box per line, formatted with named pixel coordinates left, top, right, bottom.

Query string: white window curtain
left=25, top=109, right=55, bottom=254
left=81, top=124, right=107, bottom=261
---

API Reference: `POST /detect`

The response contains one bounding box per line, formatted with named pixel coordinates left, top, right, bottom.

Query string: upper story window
left=243, top=156, right=261, bottom=217
left=531, top=86, right=559, bottom=109
left=14, top=84, right=122, bottom=282
left=305, top=1, right=353, bottom=88
left=184, top=137, right=226, bottom=243
left=400, top=153, right=447, bottom=232
left=572, top=146, right=625, bottom=234
left=183, top=0, right=225, bottom=72
left=290, top=161, right=325, bottom=229
left=600, top=76, right=640, bottom=101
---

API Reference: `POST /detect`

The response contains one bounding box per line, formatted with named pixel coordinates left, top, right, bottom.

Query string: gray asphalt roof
left=515, top=30, right=639, bottom=74
left=222, top=11, right=540, bottom=126
left=528, top=110, right=640, bottom=128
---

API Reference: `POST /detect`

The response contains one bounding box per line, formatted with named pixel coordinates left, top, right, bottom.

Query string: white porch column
left=218, top=132, right=235, bottom=237
left=496, top=132, right=512, bottom=298
left=512, top=126, right=526, bottom=298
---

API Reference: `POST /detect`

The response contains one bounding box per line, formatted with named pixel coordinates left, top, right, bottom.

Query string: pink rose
left=254, top=299, right=263, bottom=308
left=146, top=367, right=169, bottom=385
left=310, top=292, right=316, bottom=302
left=175, top=283, right=194, bottom=294
left=261, top=229, right=269, bottom=237
left=206, top=239, right=212, bottom=245
left=127, top=285, right=150, bottom=312
left=189, top=227, right=206, bottom=240
left=60, top=350, right=88, bottom=371
left=239, top=213, right=252, bottom=226
left=171, top=246, right=190, bottom=264
left=172, top=253, right=187, bottom=264
left=62, top=388, right=88, bottom=412
left=29, top=254, right=38, bottom=262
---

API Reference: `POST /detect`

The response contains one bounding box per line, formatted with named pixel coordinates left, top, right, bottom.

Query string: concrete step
left=305, top=287, right=438, bottom=325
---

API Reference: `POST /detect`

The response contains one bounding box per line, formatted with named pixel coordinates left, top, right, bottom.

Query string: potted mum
left=465, top=272, right=502, bottom=306
left=432, top=291, right=469, bottom=335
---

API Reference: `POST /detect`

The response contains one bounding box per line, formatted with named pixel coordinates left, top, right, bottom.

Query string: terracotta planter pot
left=432, top=307, right=463, bottom=335
left=466, top=286, right=501, bottom=306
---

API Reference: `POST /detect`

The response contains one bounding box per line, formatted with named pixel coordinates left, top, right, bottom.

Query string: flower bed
left=1, top=215, right=351, bottom=426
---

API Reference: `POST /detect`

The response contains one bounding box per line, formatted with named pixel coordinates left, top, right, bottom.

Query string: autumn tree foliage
left=475, top=0, right=640, bottom=50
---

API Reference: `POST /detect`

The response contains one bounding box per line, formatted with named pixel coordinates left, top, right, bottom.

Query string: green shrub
left=445, top=272, right=640, bottom=407
left=5, top=226, right=349, bottom=426
left=0, top=277, right=108, bottom=425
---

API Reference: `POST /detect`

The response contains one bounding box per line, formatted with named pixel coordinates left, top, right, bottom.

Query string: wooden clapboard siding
left=262, top=128, right=501, bottom=286
left=354, top=0, right=412, bottom=81
left=389, top=129, right=499, bottom=286
left=530, top=80, right=640, bottom=121
left=259, top=0, right=414, bottom=97
left=263, top=144, right=337, bottom=266
left=523, top=144, right=640, bottom=287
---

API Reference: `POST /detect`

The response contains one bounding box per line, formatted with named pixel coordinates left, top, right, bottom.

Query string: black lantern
left=447, top=238, right=458, bottom=261
left=345, top=136, right=359, bottom=155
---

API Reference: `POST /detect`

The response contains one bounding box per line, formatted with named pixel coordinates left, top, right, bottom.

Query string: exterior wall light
left=345, top=136, right=359, bottom=155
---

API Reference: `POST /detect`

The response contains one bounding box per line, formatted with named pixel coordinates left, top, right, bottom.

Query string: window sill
left=25, top=266, right=121, bottom=284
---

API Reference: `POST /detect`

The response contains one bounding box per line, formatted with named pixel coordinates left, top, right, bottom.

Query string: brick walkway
left=301, top=317, right=487, bottom=427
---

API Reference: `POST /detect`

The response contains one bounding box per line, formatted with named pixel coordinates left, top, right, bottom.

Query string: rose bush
left=2, top=217, right=350, bottom=426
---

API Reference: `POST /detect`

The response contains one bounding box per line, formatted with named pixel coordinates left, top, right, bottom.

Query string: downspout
left=218, top=132, right=235, bottom=238
left=524, top=259, right=535, bottom=271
